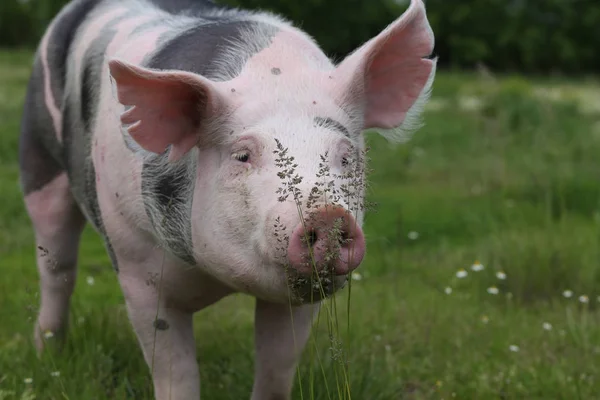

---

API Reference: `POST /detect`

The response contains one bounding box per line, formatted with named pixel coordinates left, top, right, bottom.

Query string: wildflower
left=579, top=295, right=589, bottom=304
left=24, top=378, right=33, bottom=384
left=496, top=271, right=507, bottom=280
left=509, top=345, right=520, bottom=352
left=385, top=344, right=391, bottom=352
left=351, top=272, right=362, bottom=281
left=86, top=276, right=95, bottom=286
left=77, top=316, right=85, bottom=325
left=435, top=380, right=443, bottom=388
left=458, top=95, right=483, bottom=112
left=374, top=335, right=381, bottom=341
left=487, top=286, right=499, bottom=295
left=563, top=290, right=573, bottom=298
left=43, top=330, right=54, bottom=339
left=407, top=231, right=419, bottom=240
left=444, top=286, right=452, bottom=295
left=456, top=269, right=468, bottom=278
left=50, top=371, right=60, bottom=377
left=481, top=315, right=489, bottom=324
left=471, top=261, right=484, bottom=272
left=542, top=322, right=552, bottom=331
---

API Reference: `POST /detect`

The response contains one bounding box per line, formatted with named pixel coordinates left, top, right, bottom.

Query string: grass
left=1, top=49, right=600, bottom=399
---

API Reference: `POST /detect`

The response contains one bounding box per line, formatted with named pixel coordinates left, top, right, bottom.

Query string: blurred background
left=2, top=0, right=600, bottom=73
left=1, top=0, right=600, bottom=399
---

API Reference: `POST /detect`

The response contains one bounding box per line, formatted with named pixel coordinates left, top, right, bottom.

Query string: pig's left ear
left=108, top=59, right=226, bottom=162
left=331, top=0, right=436, bottom=141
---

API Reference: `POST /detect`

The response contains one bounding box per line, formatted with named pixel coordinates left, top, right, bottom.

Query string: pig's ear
left=108, top=59, right=224, bottom=162
left=331, top=0, right=436, bottom=142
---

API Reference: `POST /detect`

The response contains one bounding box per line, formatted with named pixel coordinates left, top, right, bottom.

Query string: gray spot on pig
left=147, top=20, right=278, bottom=80
left=44, top=0, right=100, bottom=112
left=149, top=0, right=221, bottom=16
left=153, top=318, right=170, bottom=331
left=61, top=93, right=119, bottom=272
left=314, top=117, right=351, bottom=139
left=142, top=154, right=196, bottom=266
left=81, top=34, right=114, bottom=132
left=19, top=55, right=64, bottom=195
left=271, top=67, right=281, bottom=75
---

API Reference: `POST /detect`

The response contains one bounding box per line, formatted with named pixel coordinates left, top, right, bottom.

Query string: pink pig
left=19, top=0, right=436, bottom=398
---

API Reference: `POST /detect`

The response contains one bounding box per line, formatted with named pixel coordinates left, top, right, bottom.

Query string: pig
left=18, top=0, right=436, bottom=398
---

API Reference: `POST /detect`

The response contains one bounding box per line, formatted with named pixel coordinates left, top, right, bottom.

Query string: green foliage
left=0, top=0, right=67, bottom=48
left=225, top=0, right=600, bottom=74
left=1, top=0, right=599, bottom=73
left=2, top=49, right=600, bottom=398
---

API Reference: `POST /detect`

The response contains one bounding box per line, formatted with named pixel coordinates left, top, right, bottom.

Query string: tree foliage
left=2, top=0, right=598, bottom=74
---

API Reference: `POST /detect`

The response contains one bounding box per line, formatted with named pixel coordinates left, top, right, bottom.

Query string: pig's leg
left=24, top=173, right=86, bottom=352
left=251, top=300, right=320, bottom=400
left=118, top=272, right=200, bottom=400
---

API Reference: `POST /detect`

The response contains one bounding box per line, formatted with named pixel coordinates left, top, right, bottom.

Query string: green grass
left=1, top=49, right=600, bottom=399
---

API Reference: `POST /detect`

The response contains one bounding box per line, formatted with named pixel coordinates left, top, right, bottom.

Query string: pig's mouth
left=286, top=265, right=349, bottom=303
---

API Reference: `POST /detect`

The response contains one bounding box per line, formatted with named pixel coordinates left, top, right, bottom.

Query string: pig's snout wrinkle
left=287, top=205, right=365, bottom=276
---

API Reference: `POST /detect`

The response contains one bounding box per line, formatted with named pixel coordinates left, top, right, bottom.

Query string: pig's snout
left=287, top=205, right=365, bottom=276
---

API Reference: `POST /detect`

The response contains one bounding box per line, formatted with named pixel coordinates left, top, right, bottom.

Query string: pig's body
left=19, top=0, right=437, bottom=398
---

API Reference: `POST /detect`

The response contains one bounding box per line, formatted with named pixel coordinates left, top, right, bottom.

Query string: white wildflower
left=444, top=286, right=453, bottom=295
left=50, top=371, right=60, bottom=377
left=542, top=322, right=552, bottom=331
left=481, top=315, right=490, bottom=324
left=579, top=295, right=589, bottom=304
left=23, top=378, right=33, bottom=384
left=86, top=276, right=95, bottom=286
left=43, top=330, right=54, bottom=339
left=509, top=345, right=520, bottom=352
left=458, top=95, right=483, bottom=112
left=563, top=290, right=573, bottom=298
left=351, top=272, right=362, bottom=281
left=496, top=271, right=507, bottom=280
left=471, top=261, right=484, bottom=272
left=487, top=286, right=499, bottom=295
left=407, top=231, right=419, bottom=240
left=456, top=269, right=468, bottom=278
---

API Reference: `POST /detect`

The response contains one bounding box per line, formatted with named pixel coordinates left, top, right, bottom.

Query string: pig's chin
left=285, top=268, right=349, bottom=305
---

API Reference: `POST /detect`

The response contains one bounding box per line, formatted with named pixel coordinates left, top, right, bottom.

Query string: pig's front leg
left=119, top=273, right=200, bottom=400
left=251, top=300, right=320, bottom=400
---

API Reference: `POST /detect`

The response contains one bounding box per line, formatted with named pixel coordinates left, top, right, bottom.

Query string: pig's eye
left=341, top=157, right=349, bottom=167
left=233, top=152, right=250, bottom=163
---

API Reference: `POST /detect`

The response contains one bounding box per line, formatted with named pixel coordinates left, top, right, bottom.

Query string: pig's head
left=108, top=0, right=435, bottom=304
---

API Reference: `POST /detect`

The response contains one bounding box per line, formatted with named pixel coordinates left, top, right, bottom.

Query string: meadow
left=1, top=49, right=600, bottom=399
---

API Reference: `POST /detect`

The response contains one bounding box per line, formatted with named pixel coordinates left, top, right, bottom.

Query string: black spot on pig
left=19, top=55, right=64, bottom=195
left=271, top=67, right=281, bottom=75
left=44, top=0, right=100, bottom=112
left=149, top=0, right=223, bottom=17
left=142, top=153, right=196, bottom=265
left=147, top=20, right=278, bottom=80
left=153, top=318, right=170, bottom=331
left=314, top=117, right=351, bottom=139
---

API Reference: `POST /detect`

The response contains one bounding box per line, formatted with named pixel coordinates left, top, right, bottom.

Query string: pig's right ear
left=108, top=59, right=225, bottom=162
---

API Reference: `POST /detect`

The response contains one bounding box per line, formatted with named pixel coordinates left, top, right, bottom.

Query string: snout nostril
left=340, top=230, right=350, bottom=243
left=302, top=229, right=318, bottom=247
